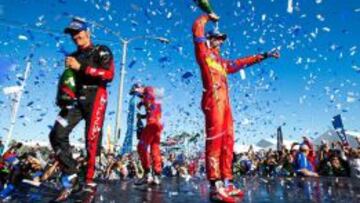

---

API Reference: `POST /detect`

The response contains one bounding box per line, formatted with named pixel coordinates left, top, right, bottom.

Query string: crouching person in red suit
left=131, top=84, right=163, bottom=185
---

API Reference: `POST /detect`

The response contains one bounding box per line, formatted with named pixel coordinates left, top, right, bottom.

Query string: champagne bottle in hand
left=56, top=67, right=76, bottom=107
left=194, top=0, right=219, bottom=21
left=193, top=0, right=214, bottom=14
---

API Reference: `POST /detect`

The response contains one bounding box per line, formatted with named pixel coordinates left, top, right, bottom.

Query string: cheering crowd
left=0, top=135, right=358, bottom=200
left=233, top=137, right=360, bottom=178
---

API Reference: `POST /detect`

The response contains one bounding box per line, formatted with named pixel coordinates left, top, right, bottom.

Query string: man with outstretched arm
left=192, top=13, right=280, bottom=202
left=49, top=17, right=114, bottom=202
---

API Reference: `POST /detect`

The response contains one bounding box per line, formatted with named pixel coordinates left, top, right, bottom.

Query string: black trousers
left=49, top=87, right=107, bottom=183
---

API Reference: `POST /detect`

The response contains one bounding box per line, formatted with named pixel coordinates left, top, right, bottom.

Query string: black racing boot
left=75, top=182, right=97, bottom=203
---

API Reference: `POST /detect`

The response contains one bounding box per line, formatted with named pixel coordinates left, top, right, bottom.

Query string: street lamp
left=2, top=57, right=32, bottom=151
left=114, top=35, right=170, bottom=147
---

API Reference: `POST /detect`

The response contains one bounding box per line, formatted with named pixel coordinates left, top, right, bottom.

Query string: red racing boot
left=225, top=183, right=244, bottom=197
left=209, top=181, right=236, bottom=203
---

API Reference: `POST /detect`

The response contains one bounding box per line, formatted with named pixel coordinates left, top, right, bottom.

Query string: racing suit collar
left=210, top=47, right=220, bottom=57
left=77, top=42, right=94, bottom=51
left=206, top=40, right=221, bottom=54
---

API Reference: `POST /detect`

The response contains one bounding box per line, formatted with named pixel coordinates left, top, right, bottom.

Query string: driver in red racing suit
left=192, top=13, right=279, bottom=202
left=131, top=85, right=163, bottom=186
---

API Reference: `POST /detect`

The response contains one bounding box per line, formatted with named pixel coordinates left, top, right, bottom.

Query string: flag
left=121, top=96, right=136, bottom=155
left=332, top=114, right=349, bottom=146
left=277, top=126, right=283, bottom=151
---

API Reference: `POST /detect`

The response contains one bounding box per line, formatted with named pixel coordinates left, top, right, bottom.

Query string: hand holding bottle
left=208, top=12, right=219, bottom=22
left=65, top=56, right=81, bottom=71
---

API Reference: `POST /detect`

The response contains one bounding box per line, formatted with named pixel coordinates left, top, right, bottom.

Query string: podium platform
left=5, top=176, right=360, bottom=202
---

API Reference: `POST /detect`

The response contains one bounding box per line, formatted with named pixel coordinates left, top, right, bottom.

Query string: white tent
left=234, top=143, right=263, bottom=153
left=313, top=129, right=359, bottom=148
left=19, top=139, right=84, bottom=149
left=256, top=138, right=296, bottom=150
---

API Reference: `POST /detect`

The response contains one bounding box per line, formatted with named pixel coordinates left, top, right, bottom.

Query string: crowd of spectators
left=233, top=137, right=360, bottom=179
left=0, top=136, right=358, bottom=200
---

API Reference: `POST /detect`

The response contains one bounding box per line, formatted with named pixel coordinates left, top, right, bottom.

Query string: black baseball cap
left=64, top=17, right=89, bottom=34
left=206, top=30, right=227, bottom=40
left=129, top=83, right=144, bottom=95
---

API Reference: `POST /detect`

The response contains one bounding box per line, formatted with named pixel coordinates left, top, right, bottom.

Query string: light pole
left=2, top=57, right=32, bottom=151
left=114, top=35, right=170, bottom=148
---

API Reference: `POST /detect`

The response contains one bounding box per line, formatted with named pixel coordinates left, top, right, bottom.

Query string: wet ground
left=5, top=176, right=360, bottom=203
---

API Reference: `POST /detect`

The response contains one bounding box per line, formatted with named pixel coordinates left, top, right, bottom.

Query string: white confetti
left=322, top=27, right=331, bottom=32
left=240, top=69, right=246, bottom=80
left=287, top=0, right=293, bottom=14
left=18, top=35, right=28, bottom=41
left=352, top=65, right=360, bottom=72
left=103, top=0, right=111, bottom=11
left=296, top=57, right=303, bottom=64
left=237, top=1, right=241, bottom=8
left=258, top=37, right=266, bottom=44
left=316, top=14, right=325, bottom=21
left=242, top=118, right=250, bottom=125
left=261, top=14, right=267, bottom=21
left=347, top=92, right=356, bottom=103
left=166, top=12, right=172, bottom=19
left=350, top=46, right=357, bottom=56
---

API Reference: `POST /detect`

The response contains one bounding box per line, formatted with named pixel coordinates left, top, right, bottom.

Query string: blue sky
left=0, top=0, right=359, bottom=146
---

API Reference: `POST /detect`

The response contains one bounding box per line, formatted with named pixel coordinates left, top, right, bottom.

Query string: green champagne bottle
left=56, top=67, right=76, bottom=106
left=194, top=0, right=214, bottom=14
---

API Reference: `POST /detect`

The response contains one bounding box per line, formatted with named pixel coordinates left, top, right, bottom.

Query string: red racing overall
left=137, top=87, right=163, bottom=174
left=193, top=15, right=266, bottom=181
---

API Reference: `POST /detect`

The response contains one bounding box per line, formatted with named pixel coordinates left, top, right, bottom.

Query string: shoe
left=52, top=188, right=73, bottom=202
left=61, top=174, right=78, bottom=189
left=153, top=175, right=161, bottom=185
left=22, top=179, right=41, bottom=187
left=50, top=174, right=78, bottom=202
left=0, top=184, right=15, bottom=199
left=209, top=181, right=235, bottom=203
left=134, top=173, right=153, bottom=185
left=225, top=183, right=244, bottom=197
left=82, top=183, right=97, bottom=193
left=76, top=183, right=97, bottom=203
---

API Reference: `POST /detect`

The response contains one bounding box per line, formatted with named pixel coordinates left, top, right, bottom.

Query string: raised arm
left=192, top=15, right=209, bottom=42
left=225, top=54, right=265, bottom=74
left=192, top=15, right=210, bottom=53
left=41, top=161, right=59, bottom=181
left=225, top=50, right=280, bottom=74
